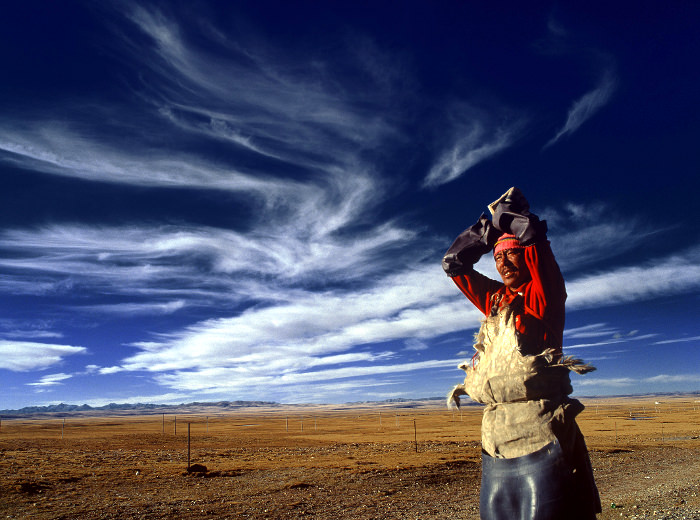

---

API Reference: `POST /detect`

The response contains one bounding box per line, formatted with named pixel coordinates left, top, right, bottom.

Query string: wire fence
left=1, top=398, right=698, bottom=449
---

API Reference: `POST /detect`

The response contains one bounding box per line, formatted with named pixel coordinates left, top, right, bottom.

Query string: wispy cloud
left=105, top=265, right=477, bottom=373
left=563, top=323, right=651, bottom=351
left=0, top=2, right=409, bottom=256
left=577, top=373, right=700, bottom=388
left=576, top=377, right=635, bottom=388
left=564, top=323, right=621, bottom=339
left=0, top=341, right=86, bottom=371
left=2, top=330, right=64, bottom=339
left=0, top=220, right=424, bottom=300
left=0, top=122, right=287, bottom=195
left=0, top=319, right=63, bottom=340
left=77, top=300, right=187, bottom=315
left=404, top=339, right=429, bottom=351
left=423, top=104, right=524, bottom=188
left=0, top=5, right=428, bottom=382
left=565, top=339, right=628, bottom=350
left=121, top=3, right=401, bottom=173
left=653, top=335, right=700, bottom=345
left=0, top=219, right=470, bottom=394
left=564, top=332, right=656, bottom=351
left=542, top=201, right=660, bottom=272
left=153, top=360, right=456, bottom=403
left=566, top=245, right=700, bottom=310
left=544, top=69, right=617, bottom=148
left=27, top=373, right=72, bottom=387
left=65, top=258, right=479, bottom=401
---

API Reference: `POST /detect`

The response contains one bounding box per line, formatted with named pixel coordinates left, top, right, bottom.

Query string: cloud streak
left=0, top=2, right=410, bottom=264
left=0, top=341, right=87, bottom=372
left=423, top=105, right=524, bottom=188
left=543, top=201, right=658, bottom=272
left=0, top=218, right=424, bottom=302
left=27, top=373, right=72, bottom=387
left=101, top=264, right=477, bottom=377
left=565, top=246, right=700, bottom=310
left=121, top=3, right=402, bottom=174
left=577, top=373, right=700, bottom=388
left=653, top=336, right=700, bottom=345
left=545, top=70, right=617, bottom=148
left=0, top=122, right=286, bottom=195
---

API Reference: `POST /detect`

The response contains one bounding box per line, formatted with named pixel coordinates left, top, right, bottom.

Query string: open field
left=1, top=396, right=699, bottom=519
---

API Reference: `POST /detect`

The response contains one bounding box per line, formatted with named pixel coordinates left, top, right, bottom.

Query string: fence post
left=414, top=419, right=418, bottom=453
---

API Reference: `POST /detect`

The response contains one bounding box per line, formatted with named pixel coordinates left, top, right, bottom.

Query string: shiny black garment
left=480, top=440, right=597, bottom=520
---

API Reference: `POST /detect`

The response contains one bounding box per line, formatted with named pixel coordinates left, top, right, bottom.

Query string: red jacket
left=450, top=241, right=567, bottom=353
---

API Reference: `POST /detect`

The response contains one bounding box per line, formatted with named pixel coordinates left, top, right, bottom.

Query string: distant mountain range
left=0, top=400, right=279, bottom=417
left=2, top=392, right=697, bottom=417
left=1, top=398, right=453, bottom=417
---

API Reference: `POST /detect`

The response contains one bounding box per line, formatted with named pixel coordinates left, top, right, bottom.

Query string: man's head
left=493, top=234, right=531, bottom=289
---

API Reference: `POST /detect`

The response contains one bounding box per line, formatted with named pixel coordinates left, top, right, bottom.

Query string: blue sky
left=1, top=1, right=699, bottom=410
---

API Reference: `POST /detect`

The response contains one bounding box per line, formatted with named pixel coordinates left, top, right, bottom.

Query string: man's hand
left=488, top=187, right=547, bottom=246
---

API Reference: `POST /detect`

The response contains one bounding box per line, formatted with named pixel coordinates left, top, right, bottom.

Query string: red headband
left=493, top=233, right=523, bottom=256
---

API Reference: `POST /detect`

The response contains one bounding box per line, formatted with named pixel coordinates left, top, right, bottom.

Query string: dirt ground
left=1, top=396, right=699, bottom=519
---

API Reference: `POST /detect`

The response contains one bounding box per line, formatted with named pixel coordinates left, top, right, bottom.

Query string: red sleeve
left=521, top=241, right=567, bottom=351
left=450, top=268, right=503, bottom=317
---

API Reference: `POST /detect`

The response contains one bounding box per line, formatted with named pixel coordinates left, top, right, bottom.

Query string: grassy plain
left=1, top=395, right=698, bottom=519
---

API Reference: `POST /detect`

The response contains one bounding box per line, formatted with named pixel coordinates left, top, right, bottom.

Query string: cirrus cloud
left=0, top=341, right=87, bottom=372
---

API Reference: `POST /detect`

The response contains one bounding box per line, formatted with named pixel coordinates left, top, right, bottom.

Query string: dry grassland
left=1, top=396, right=699, bottom=519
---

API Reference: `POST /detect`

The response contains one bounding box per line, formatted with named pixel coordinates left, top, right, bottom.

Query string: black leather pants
left=480, top=441, right=573, bottom=520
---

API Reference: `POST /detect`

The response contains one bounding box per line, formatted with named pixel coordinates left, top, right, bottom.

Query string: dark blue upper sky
left=1, top=0, right=699, bottom=409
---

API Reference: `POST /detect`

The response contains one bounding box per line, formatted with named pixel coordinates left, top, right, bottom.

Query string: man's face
left=494, top=248, right=531, bottom=289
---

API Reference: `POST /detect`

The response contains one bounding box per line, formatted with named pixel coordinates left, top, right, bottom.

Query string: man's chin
left=501, top=273, right=518, bottom=285
left=502, top=274, right=528, bottom=289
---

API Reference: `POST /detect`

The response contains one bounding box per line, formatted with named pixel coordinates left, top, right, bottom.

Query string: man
left=442, top=187, right=601, bottom=520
